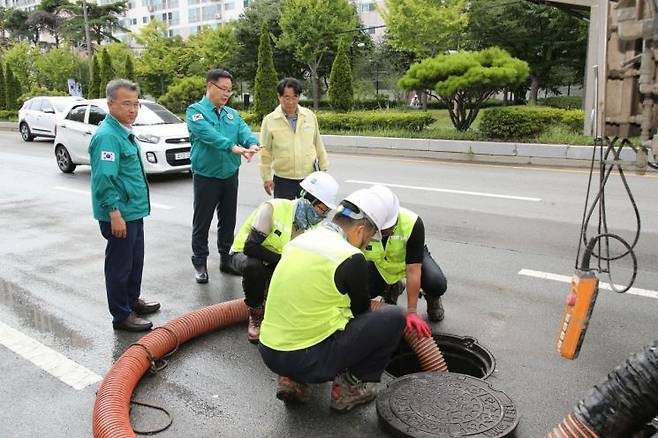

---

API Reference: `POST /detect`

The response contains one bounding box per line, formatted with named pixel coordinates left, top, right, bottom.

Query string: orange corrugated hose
left=92, top=298, right=447, bottom=437
left=546, top=413, right=598, bottom=438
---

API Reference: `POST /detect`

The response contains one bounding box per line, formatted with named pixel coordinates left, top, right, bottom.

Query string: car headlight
left=136, top=134, right=161, bottom=144
left=145, top=152, right=157, bottom=163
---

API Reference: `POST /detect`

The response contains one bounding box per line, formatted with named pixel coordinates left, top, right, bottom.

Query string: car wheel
left=20, top=122, right=35, bottom=142
left=55, top=144, right=77, bottom=173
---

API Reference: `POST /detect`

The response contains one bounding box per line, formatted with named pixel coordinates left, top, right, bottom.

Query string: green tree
left=35, top=46, right=86, bottom=92
left=399, top=48, right=529, bottom=131
left=233, top=0, right=306, bottom=84
left=328, top=42, right=353, bottom=112
left=184, top=25, right=239, bottom=78
left=104, top=41, right=133, bottom=77
left=125, top=55, right=135, bottom=82
left=98, top=48, right=115, bottom=98
left=159, top=76, right=206, bottom=114
left=88, top=54, right=100, bottom=98
left=253, top=22, right=279, bottom=120
left=467, top=0, right=587, bottom=104
left=5, top=66, right=21, bottom=110
left=134, top=20, right=187, bottom=98
left=3, top=42, right=37, bottom=92
left=277, top=0, right=358, bottom=110
left=383, top=0, right=468, bottom=59
left=4, top=9, right=34, bottom=42
left=0, top=64, right=6, bottom=110
left=62, top=1, right=128, bottom=46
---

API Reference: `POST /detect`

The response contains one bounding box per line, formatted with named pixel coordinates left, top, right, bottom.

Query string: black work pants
left=191, top=171, right=239, bottom=268
left=273, top=174, right=303, bottom=200
left=367, top=245, right=447, bottom=299
left=99, top=219, right=144, bottom=324
left=258, top=306, right=405, bottom=383
left=240, top=255, right=275, bottom=308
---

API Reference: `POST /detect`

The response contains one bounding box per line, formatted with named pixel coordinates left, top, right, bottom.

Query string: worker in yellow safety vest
left=362, top=185, right=448, bottom=322
left=230, top=171, right=339, bottom=343
left=258, top=187, right=431, bottom=412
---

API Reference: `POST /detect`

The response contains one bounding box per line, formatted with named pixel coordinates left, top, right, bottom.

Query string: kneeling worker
left=258, top=187, right=431, bottom=412
left=363, top=185, right=448, bottom=322
left=230, top=171, right=339, bottom=343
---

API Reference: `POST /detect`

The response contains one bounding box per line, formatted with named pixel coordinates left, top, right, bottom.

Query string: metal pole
left=83, top=0, right=93, bottom=77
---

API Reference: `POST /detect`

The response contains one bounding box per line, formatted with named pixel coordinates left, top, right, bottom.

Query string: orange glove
left=405, top=313, right=431, bottom=338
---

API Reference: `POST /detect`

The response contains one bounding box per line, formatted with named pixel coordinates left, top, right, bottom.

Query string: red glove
left=405, top=312, right=431, bottom=338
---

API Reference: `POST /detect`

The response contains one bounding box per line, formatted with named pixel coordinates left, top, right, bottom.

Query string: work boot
left=383, top=281, right=405, bottom=305
left=276, top=376, right=311, bottom=403
left=426, top=295, right=445, bottom=322
left=219, top=253, right=241, bottom=276
left=112, top=312, right=153, bottom=332
left=133, top=298, right=161, bottom=316
left=247, top=306, right=264, bottom=344
left=330, top=371, right=378, bottom=412
left=194, top=262, right=208, bottom=283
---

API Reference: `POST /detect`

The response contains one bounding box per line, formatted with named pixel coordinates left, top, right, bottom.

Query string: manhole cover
left=377, top=372, right=518, bottom=438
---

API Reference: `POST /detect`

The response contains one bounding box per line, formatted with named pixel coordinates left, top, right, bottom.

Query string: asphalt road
left=1, top=132, right=657, bottom=438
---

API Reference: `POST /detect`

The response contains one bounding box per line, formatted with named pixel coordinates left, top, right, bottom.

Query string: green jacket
left=186, top=96, right=259, bottom=179
left=89, top=114, right=150, bottom=222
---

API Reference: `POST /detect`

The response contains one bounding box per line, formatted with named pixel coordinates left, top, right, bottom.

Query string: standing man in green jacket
left=259, top=78, right=329, bottom=200
left=90, top=79, right=161, bottom=332
left=186, top=69, right=260, bottom=283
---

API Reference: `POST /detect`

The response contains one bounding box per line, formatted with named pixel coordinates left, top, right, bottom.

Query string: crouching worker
left=363, top=185, right=448, bottom=322
left=258, top=187, right=414, bottom=412
left=230, top=171, right=339, bottom=343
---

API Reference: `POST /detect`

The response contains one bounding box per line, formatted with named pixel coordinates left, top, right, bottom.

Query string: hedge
left=0, top=110, right=18, bottom=120
left=479, top=106, right=584, bottom=140
left=538, top=96, right=582, bottom=110
left=317, top=111, right=435, bottom=131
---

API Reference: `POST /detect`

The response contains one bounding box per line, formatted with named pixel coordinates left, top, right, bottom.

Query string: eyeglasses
left=312, top=200, right=330, bottom=215
left=209, top=81, right=233, bottom=95
left=117, top=101, right=141, bottom=109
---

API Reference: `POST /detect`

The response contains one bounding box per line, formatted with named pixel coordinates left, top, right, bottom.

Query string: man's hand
left=231, top=145, right=260, bottom=163
left=263, top=180, right=274, bottom=195
left=405, top=312, right=431, bottom=338
left=109, top=210, right=127, bottom=239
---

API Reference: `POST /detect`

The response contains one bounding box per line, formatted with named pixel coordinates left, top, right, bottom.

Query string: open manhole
left=386, top=333, right=495, bottom=379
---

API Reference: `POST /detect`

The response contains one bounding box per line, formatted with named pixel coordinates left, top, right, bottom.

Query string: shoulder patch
left=101, top=151, right=115, bottom=162
left=192, top=113, right=204, bottom=121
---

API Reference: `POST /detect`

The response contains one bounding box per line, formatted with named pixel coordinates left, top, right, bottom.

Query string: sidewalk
left=2, top=121, right=643, bottom=169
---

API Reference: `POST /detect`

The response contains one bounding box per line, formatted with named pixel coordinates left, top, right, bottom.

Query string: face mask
left=294, top=198, right=324, bottom=230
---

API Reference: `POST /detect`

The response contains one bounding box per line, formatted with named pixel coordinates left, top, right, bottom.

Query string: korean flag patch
left=101, top=151, right=115, bottom=162
left=192, top=113, right=204, bottom=121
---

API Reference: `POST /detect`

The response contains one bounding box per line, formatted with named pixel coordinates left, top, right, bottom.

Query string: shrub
left=328, top=42, right=354, bottom=112
left=159, top=76, right=206, bottom=114
left=253, top=22, right=279, bottom=121
left=238, top=111, right=259, bottom=126
left=538, top=96, right=582, bottom=110
left=479, top=106, right=584, bottom=140
left=317, top=110, right=435, bottom=131
left=0, top=110, right=18, bottom=120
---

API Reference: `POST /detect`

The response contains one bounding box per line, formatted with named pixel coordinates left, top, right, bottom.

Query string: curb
left=0, top=122, right=17, bottom=132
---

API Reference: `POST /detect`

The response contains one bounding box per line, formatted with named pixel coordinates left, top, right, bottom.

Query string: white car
left=19, top=96, right=85, bottom=142
left=53, top=99, right=192, bottom=174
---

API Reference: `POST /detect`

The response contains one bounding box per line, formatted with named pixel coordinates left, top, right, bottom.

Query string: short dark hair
left=277, top=77, right=302, bottom=96
left=206, top=69, right=233, bottom=83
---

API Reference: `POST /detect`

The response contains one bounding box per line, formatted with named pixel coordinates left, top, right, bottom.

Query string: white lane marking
left=346, top=179, right=542, bottom=202
left=518, top=269, right=658, bottom=299
left=0, top=321, right=102, bottom=390
left=55, top=186, right=174, bottom=210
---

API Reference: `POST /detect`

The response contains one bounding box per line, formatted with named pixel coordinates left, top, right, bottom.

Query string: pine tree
left=253, top=22, right=279, bottom=120
left=5, top=67, right=20, bottom=111
left=88, top=54, right=100, bottom=99
left=328, top=42, right=354, bottom=112
left=98, top=49, right=116, bottom=98
left=125, top=56, right=135, bottom=82
left=0, top=64, right=6, bottom=111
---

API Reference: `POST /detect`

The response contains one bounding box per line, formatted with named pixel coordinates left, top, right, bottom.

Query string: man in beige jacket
left=259, top=78, right=329, bottom=199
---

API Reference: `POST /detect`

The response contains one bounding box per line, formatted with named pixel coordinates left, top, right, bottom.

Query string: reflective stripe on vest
left=259, top=226, right=360, bottom=351
left=363, top=207, right=418, bottom=284
left=230, top=199, right=296, bottom=254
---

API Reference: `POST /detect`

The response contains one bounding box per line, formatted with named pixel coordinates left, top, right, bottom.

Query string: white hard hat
left=369, top=185, right=399, bottom=229
left=300, top=171, right=339, bottom=210
left=341, top=187, right=392, bottom=240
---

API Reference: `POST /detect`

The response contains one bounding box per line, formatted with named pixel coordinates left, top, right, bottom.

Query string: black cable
left=130, top=400, right=173, bottom=435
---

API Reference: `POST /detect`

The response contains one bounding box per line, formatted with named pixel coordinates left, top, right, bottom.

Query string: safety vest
left=259, top=226, right=360, bottom=351
left=230, top=199, right=296, bottom=254
left=363, top=207, right=418, bottom=284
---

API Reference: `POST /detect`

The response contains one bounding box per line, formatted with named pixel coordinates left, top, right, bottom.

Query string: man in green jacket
left=186, top=69, right=260, bottom=283
left=90, top=79, right=161, bottom=332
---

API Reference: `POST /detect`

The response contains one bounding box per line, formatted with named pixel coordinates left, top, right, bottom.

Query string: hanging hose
left=93, top=298, right=448, bottom=437
left=547, top=340, right=658, bottom=437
